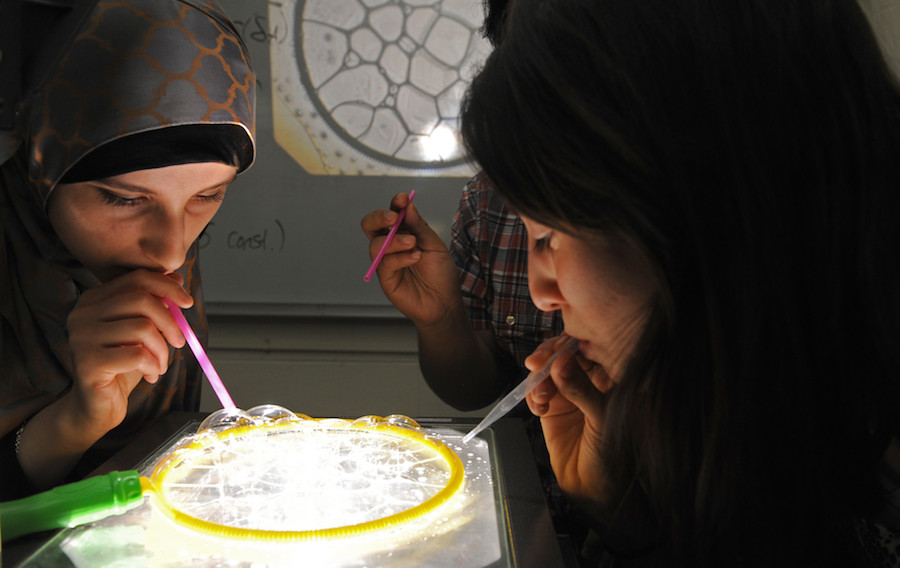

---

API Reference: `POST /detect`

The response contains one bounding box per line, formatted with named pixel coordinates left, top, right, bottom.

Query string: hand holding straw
left=364, top=190, right=416, bottom=282
left=164, top=298, right=236, bottom=410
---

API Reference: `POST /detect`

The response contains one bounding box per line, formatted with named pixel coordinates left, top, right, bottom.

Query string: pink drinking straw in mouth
left=164, top=298, right=236, bottom=410
left=364, top=190, right=416, bottom=282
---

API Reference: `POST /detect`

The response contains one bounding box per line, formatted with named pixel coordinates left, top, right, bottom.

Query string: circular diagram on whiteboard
left=270, top=0, right=491, bottom=177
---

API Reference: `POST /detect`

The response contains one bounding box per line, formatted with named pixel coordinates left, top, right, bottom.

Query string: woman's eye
left=98, top=189, right=141, bottom=207
left=194, top=189, right=226, bottom=204
left=533, top=235, right=552, bottom=252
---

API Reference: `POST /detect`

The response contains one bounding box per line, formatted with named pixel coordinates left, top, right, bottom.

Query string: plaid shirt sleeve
left=450, top=174, right=563, bottom=368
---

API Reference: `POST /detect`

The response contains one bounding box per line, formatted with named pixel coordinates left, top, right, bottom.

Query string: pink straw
left=364, top=190, right=416, bottom=282
left=164, top=298, right=236, bottom=410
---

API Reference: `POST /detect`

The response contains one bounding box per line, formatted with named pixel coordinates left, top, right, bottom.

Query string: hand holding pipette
left=463, top=337, right=580, bottom=443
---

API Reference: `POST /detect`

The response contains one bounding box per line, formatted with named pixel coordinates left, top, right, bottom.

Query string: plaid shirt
left=450, top=174, right=564, bottom=373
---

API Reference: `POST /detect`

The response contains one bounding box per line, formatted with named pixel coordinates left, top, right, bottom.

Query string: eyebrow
left=94, top=171, right=238, bottom=193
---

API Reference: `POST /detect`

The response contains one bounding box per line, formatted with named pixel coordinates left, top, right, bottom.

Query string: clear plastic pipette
left=462, top=337, right=579, bottom=444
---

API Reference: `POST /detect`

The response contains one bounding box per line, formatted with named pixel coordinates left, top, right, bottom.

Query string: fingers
left=80, top=269, right=193, bottom=309
left=166, top=271, right=185, bottom=289
left=79, top=344, right=165, bottom=385
left=75, top=284, right=185, bottom=351
left=525, top=335, right=608, bottom=421
left=361, top=195, right=418, bottom=267
left=388, top=191, right=414, bottom=212
left=552, top=359, right=609, bottom=423
left=577, top=354, right=615, bottom=394
left=71, top=310, right=173, bottom=373
left=366, top=229, right=419, bottom=261
left=525, top=335, right=575, bottom=414
left=69, top=269, right=194, bottom=389
left=360, top=192, right=413, bottom=236
left=524, top=334, right=574, bottom=371
left=360, top=207, right=401, bottom=239
left=361, top=193, right=440, bottom=282
left=361, top=192, right=435, bottom=244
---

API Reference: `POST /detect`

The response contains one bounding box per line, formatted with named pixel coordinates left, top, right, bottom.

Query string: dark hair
left=481, top=0, right=512, bottom=46
left=462, top=0, right=900, bottom=564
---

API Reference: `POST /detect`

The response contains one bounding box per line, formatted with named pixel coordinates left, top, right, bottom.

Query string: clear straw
left=462, top=337, right=579, bottom=444
left=164, top=299, right=236, bottom=410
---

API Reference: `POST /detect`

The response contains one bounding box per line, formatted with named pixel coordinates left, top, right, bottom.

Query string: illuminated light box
left=16, top=406, right=562, bottom=567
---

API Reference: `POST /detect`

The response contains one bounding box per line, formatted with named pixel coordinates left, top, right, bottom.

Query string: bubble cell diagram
left=270, top=0, right=491, bottom=176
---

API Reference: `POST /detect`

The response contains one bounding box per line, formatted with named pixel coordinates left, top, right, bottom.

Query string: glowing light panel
left=147, top=407, right=464, bottom=540
left=48, top=406, right=502, bottom=568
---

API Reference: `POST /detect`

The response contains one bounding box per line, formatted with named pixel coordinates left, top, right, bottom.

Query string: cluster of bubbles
left=195, top=404, right=425, bottom=435
left=150, top=405, right=461, bottom=534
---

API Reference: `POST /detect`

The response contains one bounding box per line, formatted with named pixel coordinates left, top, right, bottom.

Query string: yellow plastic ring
left=143, top=418, right=465, bottom=542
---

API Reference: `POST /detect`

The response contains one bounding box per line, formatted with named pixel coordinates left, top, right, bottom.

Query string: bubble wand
left=164, top=298, right=236, bottom=410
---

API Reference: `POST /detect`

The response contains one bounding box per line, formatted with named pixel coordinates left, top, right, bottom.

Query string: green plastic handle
left=0, top=470, right=144, bottom=542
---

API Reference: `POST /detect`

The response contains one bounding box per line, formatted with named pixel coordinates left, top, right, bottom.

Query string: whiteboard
left=204, top=0, right=489, bottom=317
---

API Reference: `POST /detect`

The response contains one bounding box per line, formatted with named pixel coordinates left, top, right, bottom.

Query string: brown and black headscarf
left=0, top=0, right=256, bottom=472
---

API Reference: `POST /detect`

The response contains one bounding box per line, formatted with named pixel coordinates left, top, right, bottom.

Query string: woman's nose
left=528, top=256, right=564, bottom=312
left=140, top=212, right=188, bottom=273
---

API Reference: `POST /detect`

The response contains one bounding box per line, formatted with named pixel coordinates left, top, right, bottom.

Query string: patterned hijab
left=0, top=0, right=255, bottom=471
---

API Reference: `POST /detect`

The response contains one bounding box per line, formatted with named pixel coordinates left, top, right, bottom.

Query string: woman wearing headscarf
left=0, top=0, right=255, bottom=499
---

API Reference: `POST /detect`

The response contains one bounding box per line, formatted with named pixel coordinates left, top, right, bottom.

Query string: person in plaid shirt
left=360, top=0, right=562, bottom=411
left=361, top=175, right=562, bottom=410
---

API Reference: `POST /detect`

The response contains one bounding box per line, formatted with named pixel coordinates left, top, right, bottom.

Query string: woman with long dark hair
left=462, top=0, right=900, bottom=565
